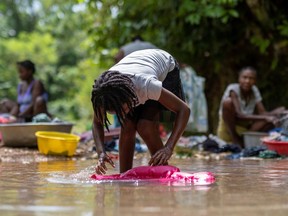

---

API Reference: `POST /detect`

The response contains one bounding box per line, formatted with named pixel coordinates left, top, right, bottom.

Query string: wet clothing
left=91, top=165, right=216, bottom=185
left=17, top=80, right=48, bottom=113
left=217, top=83, right=262, bottom=142
left=110, top=49, right=184, bottom=122
left=258, top=150, right=280, bottom=158
left=242, top=146, right=267, bottom=157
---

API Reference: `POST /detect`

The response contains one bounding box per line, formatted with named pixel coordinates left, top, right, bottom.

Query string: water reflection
left=1, top=158, right=288, bottom=215
left=92, top=178, right=214, bottom=216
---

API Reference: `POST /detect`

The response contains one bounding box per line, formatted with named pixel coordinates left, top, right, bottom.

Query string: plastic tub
left=243, top=132, right=268, bottom=148
left=0, top=123, right=73, bottom=147
left=35, top=131, right=80, bottom=156
left=262, top=138, right=288, bottom=156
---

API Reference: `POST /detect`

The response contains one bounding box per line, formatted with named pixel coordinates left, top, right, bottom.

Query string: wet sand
left=0, top=146, right=97, bottom=163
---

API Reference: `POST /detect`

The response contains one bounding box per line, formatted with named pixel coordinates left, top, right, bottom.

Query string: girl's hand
left=95, top=153, right=115, bottom=175
left=149, top=146, right=173, bottom=166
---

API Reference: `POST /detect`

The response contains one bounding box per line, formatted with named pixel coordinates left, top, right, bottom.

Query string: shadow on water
left=1, top=158, right=288, bottom=215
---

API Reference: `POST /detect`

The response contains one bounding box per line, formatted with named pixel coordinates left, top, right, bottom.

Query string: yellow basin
left=35, top=131, right=80, bottom=156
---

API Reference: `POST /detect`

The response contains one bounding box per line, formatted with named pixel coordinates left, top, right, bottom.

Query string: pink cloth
left=0, top=116, right=10, bottom=123
left=91, top=165, right=215, bottom=185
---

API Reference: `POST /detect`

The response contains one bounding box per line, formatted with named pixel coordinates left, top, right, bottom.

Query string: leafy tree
left=3, top=0, right=288, bottom=134
left=85, top=0, right=288, bottom=133
left=0, top=0, right=98, bottom=131
left=0, top=32, right=57, bottom=99
left=0, top=0, right=39, bottom=37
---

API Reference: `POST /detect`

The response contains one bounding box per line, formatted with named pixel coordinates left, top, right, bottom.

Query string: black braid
left=91, top=70, right=138, bottom=130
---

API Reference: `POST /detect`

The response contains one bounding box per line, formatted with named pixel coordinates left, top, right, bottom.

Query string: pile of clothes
left=0, top=114, right=16, bottom=124
left=175, top=134, right=283, bottom=160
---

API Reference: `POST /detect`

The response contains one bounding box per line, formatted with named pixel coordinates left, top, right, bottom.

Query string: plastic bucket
left=35, top=131, right=80, bottom=156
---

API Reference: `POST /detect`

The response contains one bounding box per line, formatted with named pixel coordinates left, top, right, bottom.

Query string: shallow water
left=1, top=157, right=288, bottom=216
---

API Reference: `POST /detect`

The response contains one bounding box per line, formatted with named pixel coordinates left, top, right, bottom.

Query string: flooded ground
left=1, top=153, right=288, bottom=216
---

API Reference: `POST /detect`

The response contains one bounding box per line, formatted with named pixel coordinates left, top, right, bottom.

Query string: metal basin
left=243, top=131, right=268, bottom=148
left=0, top=123, right=73, bottom=148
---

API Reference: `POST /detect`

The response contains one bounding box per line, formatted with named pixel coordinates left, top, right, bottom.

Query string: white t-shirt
left=219, top=83, right=262, bottom=115
left=109, top=49, right=176, bottom=105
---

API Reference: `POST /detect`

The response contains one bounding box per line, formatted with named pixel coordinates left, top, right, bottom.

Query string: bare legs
left=137, top=120, right=164, bottom=156
left=119, top=118, right=165, bottom=173
left=222, top=98, right=281, bottom=146
left=0, top=96, right=49, bottom=119
left=119, top=119, right=137, bottom=173
left=222, top=98, right=243, bottom=145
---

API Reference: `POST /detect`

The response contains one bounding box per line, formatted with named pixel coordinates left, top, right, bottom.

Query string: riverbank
left=0, top=146, right=98, bottom=163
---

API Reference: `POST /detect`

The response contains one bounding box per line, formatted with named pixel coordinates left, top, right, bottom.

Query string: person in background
left=91, top=49, right=190, bottom=174
left=217, top=66, right=286, bottom=146
left=114, top=35, right=158, bottom=63
left=0, top=60, right=49, bottom=122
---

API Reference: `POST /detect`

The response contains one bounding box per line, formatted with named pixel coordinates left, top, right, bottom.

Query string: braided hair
left=91, top=70, right=138, bottom=130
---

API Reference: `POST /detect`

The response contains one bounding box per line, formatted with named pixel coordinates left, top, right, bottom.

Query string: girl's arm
left=149, top=88, right=190, bottom=165
left=92, top=114, right=115, bottom=174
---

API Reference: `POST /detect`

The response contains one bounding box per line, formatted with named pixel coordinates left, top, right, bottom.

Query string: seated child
left=0, top=60, right=49, bottom=122
left=217, top=66, right=286, bottom=146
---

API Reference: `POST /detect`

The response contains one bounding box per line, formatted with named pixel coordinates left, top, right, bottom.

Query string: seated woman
left=0, top=60, right=49, bottom=122
left=217, top=66, right=286, bottom=146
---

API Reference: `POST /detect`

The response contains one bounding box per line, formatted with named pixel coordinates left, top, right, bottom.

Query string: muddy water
left=1, top=157, right=288, bottom=216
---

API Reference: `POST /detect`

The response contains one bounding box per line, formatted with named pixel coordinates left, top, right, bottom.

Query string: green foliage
left=2, top=0, right=288, bottom=134
left=0, top=0, right=39, bottom=37
left=7, top=32, right=57, bottom=64
left=0, top=0, right=99, bottom=132
left=86, top=0, right=288, bottom=132
left=278, top=21, right=288, bottom=37
left=179, top=0, right=239, bottom=24
left=0, top=32, right=57, bottom=99
left=250, top=35, right=270, bottom=54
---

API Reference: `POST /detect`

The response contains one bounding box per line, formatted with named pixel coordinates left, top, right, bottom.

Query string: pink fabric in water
left=91, top=165, right=215, bottom=185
